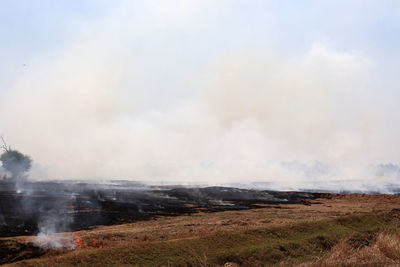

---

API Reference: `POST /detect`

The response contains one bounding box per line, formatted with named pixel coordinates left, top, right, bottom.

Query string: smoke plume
left=0, top=1, right=399, bottom=190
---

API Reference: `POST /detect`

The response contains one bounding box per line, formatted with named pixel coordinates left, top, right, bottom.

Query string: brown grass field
left=2, top=193, right=400, bottom=266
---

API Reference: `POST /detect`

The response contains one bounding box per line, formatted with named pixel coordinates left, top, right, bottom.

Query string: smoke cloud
left=0, top=1, right=399, bottom=189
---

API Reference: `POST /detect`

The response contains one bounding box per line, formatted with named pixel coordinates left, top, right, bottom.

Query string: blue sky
left=0, top=1, right=399, bottom=103
left=0, top=1, right=399, bottom=188
left=0, top=1, right=398, bottom=67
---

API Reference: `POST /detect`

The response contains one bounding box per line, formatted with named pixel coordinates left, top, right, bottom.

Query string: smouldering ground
left=3, top=193, right=400, bottom=266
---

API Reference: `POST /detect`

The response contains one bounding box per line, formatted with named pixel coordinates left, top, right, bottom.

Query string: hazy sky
left=0, top=1, right=400, bottom=188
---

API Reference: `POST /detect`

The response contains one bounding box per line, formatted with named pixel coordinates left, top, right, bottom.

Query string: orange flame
left=74, top=237, right=82, bottom=249
left=91, top=239, right=103, bottom=248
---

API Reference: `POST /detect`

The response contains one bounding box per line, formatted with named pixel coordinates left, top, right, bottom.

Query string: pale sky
left=0, top=1, right=400, bottom=189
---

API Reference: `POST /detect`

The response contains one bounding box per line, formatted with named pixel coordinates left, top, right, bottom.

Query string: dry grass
left=300, top=231, right=400, bottom=267
left=3, top=194, right=400, bottom=266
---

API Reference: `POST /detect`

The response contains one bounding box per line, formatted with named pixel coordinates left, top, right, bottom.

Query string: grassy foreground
left=5, top=212, right=399, bottom=266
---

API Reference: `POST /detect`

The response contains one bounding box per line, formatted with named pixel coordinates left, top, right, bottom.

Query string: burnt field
left=0, top=181, right=329, bottom=238
left=2, top=182, right=400, bottom=266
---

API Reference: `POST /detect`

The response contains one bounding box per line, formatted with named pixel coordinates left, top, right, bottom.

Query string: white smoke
left=0, top=1, right=398, bottom=189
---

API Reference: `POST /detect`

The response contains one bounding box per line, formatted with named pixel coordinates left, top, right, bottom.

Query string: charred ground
left=0, top=181, right=329, bottom=238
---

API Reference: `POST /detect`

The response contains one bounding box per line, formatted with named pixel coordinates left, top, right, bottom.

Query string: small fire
left=72, top=234, right=82, bottom=249
left=27, top=233, right=104, bottom=250
left=91, top=239, right=103, bottom=248
left=31, top=233, right=82, bottom=250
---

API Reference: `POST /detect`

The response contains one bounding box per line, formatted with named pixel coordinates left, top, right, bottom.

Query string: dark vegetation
left=0, top=136, right=32, bottom=183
